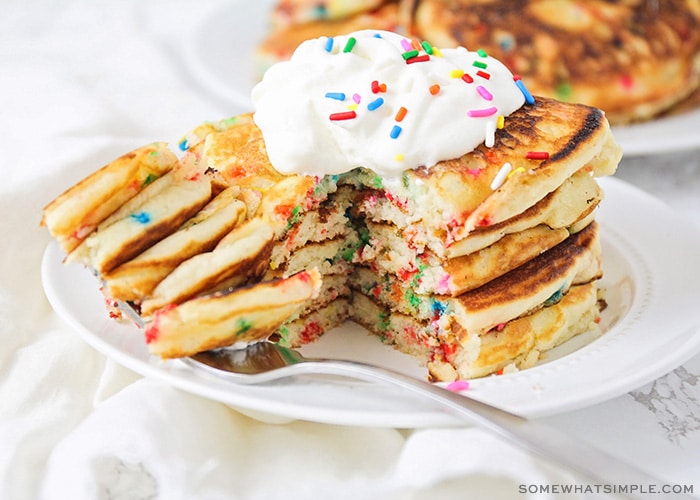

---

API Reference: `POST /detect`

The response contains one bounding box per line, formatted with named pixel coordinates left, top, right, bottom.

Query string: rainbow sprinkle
left=515, top=79, right=535, bottom=104
left=367, top=97, right=384, bottom=111
left=490, top=162, right=512, bottom=190
left=324, top=37, right=334, bottom=52
left=395, top=107, right=407, bottom=122
left=330, top=111, right=357, bottom=121
left=390, top=125, right=402, bottom=139
left=446, top=380, right=470, bottom=392
left=343, top=37, right=356, bottom=53
left=477, top=85, right=493, bottom=100
left=406, top=55, right=430, bottom=64
left=467, top=107, right=497, bottom=117
left=325, top=92, right=345, bottom=101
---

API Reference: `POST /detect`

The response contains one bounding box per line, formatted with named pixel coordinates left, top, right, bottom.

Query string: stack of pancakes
left=42, top=94, right=620, bottom=381
left=256, top=0, right=700, bottom=124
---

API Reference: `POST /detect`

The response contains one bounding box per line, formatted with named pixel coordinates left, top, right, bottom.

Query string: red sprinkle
left=371, top=80, right=379, bottom=93
left=526, top=151, right=550, bottom=160
left=513, top=74, right=522, bottom=81
left=461, top=73, right=474, bottom=84
left=406, top=54, right=430, bottom=64
left=329, top=111, right=357, bottom=121
left=476, top=70, right=491, bottom=80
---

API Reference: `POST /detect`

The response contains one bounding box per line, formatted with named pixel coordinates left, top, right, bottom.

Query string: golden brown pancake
left=41, top=143, right=177, bottom=254
left=270, top=0, right=392, bottom=28
left=410, top=0, right=700, bottom=124
left=41, top=95, right=619, bottom=380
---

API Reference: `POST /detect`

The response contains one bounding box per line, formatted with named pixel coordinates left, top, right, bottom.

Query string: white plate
left=182, top=0, right=700, bottom=157
left=41, top=177, right=700, bottom=427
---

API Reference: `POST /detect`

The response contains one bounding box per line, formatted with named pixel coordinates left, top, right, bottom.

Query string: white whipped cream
left=252, top=30, right=527, bottom=180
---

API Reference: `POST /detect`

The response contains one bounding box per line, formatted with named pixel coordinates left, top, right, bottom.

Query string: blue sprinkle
left=431, top=300, right=448, bottom=316
left=178, top=138, right=189, bottom=151
left=324, top=37, right=334, bottom=52
left=515, top=79, right=535, bottom=104
left=325, top=92, right=346, bottom=101
left=367, top=97, right=384, bottom=111
left=373, top=33, right=382, bottom=38
left=390, top=125, right=402, bottom=139
left=130, top=211, right=151, bottom=224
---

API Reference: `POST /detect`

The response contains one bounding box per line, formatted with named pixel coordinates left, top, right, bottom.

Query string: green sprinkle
left=285, top=205, right=303, bottom=230
left=473, top=60, right=487, bottom=69
left=236, top=318, right=253, bottom=335
left=405, top=289, right=421, bottom=310
left=341, top=246, right=356, bottom=262
left=378, top=312, right=391, bottom=331
left=402, top=49, right=419, bottom=60
left=276, top=326, right=289, bottom=344
left=343, top=37, right=356, bottom=53
left=142, top=173, right=158, bottom=187
left=421, top=41, right=433, bottom=55
left=555, top=82, right=572, bottom=100
left=477, top=48, right=488, bottom=58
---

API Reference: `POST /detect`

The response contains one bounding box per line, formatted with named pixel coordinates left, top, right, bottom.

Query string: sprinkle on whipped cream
left=252, top=30, right=530, bottom=181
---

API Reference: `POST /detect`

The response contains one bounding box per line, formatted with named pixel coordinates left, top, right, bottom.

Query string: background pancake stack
left=256, top=0, right=700, bottom=124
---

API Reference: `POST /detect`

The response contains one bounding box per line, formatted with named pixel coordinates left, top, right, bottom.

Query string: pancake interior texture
left=42, top=30, right=621, bottom=381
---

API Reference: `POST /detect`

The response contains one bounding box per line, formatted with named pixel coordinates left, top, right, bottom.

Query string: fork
left=183, top=341, right=690, bottom=500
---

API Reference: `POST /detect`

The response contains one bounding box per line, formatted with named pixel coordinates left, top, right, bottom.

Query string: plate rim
left=41, top=177, right=700, bottom=427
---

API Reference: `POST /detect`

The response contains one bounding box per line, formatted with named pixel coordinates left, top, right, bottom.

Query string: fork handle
left=302, top=359, right=688, bottom=500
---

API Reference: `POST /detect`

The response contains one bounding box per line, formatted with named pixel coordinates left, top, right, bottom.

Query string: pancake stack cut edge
left=42, top=95, right=621, bottom=382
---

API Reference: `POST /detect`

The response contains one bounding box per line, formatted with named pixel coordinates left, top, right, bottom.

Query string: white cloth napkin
left=0, top=1, right=629, bottom=499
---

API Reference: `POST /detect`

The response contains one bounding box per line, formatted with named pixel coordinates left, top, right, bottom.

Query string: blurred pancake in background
left=256, top=0, right=700, bottom=125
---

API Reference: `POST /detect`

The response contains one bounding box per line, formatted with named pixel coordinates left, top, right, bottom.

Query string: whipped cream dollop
left=252, top=30, right=528, bottom=180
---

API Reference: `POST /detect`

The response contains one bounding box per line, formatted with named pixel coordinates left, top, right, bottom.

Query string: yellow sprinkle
left=450, top=69, right=464, bottom=78
left=395, top=153, right=405, bottom=162
left=497, top=115, right=505, bottom=129
left=347, top=103, right=358, bottom=111
left=432, top=47, right=443, bottom=57
left=507, top=166, right=526, bottom=178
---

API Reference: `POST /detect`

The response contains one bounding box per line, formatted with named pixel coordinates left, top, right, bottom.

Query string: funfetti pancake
left=42, top=30, right=622, bottom=381
left=410, top=0, right=700, bottom=124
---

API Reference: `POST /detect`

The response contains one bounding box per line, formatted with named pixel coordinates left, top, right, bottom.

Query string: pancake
left=411, top=0, right=700, bottom=124
left=41, top=142, right=177, bottom=254
left=41, top=30, right=621, bottom=380
left=103, top=187, right=248, bottom=301
left=269, top=0, right=391, bottom=28
left=256, top=2, right=402, bottom=77
left=145, top=268, right=322, bottom=358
